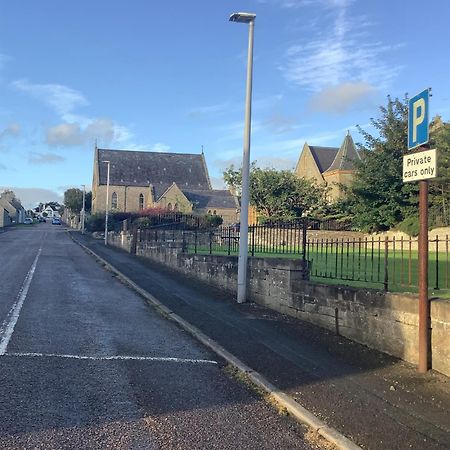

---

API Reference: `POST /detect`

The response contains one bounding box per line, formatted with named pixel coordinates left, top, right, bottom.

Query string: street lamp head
left=229, top=12, right=256, bottom=23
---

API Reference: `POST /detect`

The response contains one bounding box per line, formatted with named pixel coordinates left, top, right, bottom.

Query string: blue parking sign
left=408, top=89, right=429, bottom=150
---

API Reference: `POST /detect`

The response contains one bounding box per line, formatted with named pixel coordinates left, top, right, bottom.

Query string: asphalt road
left=0, top=224, right=319, bottom=450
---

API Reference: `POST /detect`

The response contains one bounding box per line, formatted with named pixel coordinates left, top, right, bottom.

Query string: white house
left=42, top=205, right=60, bottom=219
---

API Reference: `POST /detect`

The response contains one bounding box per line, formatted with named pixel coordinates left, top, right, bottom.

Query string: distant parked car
left=38, top=216, right=46, bottom=223
left=52, top=218, right=62, bottom=225
left=24, top=218, right=33, bottom=225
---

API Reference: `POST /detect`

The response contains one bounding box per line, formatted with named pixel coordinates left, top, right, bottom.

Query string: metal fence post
left=251, top=226, right=255, bottom=257
left=302, top=218, right=307, bottom=260
left=384, top=237, right=389, bottom=292
left=228, top=226, right=231, bottom=256
left=435, top=236, right=439, bottom=290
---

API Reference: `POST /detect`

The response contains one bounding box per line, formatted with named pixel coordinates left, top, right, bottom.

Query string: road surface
left=0, top=223, right=318, bottom=450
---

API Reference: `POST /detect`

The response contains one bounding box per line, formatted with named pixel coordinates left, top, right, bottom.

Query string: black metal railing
left=133, top=219, right=450, bottom=293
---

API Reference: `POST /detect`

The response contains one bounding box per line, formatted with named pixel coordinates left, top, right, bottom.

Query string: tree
left=63, top=189, right=92, bottom=214
left=223, top=165, right=328, bottom=220
left=429, top=118, right=450, bottom=225
left=344, top=96, right=418, bottom=232
left=64, top=189, right=83, bottom=213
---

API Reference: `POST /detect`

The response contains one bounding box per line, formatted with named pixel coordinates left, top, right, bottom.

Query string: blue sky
left=1, top=0, right=449, bottom=208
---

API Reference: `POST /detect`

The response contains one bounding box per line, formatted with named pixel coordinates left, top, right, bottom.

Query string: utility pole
left=81, top=184, right=86, bottom=235
left=103, top=161, right=111, bottom=246
left=229, top=11, right=256, bottom=304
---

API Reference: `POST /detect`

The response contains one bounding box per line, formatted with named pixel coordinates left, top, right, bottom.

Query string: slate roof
left=97, top=149, right=211, bottom=200
left=324, top=133, right=360, bottom=173
left=308, top=146, right=339, bottom=173
left=183, top=190, right=238, bottom=210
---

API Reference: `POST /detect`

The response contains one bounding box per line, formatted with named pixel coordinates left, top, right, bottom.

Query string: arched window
left=213, top=210, right=217, bottom=215
left=173, top=203, right=178, bottom=211
left=111, top=192, right=118, bottom=209
left=167, top=202, right=172, bottom=210
left=139, top=193, right=144, bottom=210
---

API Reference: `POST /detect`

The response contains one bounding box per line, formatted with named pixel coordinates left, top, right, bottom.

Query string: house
left=295, top=132, right=360, bottom=201
left=91, top=147, right=239, bottom=224
left=0, top=190, right=26, bottom=225
left=0, top=207, right=10, bottom=228
left=42, top=205, right=58, bottom=219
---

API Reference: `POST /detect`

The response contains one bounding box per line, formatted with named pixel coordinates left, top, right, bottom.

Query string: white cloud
left=309, top=82, right=376, bottom=113
left=0, top=186, right=63, bottom=209
left=12, top=79, right=88, bottom=120
left=28, top=152, right=66, bottom=165
left=279, top=0, right=402, bottom=108
left=46, top=123, right=84, bottom=147
left=261, top=113, right=302, bottom=134
left=0, top=122, right=21, bottom=140
left=149, top=143, right=171, bottom=153
left=215, top=123, right=364, bottom=168
left=84, top=119, right=116, bottom=143
left=12, top=79, right=135, bottom=148
left=46, top=118, right=132, bottom=147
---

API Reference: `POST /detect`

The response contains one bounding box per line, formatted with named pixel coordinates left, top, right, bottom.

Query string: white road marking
left=0, top=248, right=42, bottom=355
left=5, top=352, right=218, bottom=364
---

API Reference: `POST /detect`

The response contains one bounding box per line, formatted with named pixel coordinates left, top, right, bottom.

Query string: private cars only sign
left=403, top=148, right=437, bottom=182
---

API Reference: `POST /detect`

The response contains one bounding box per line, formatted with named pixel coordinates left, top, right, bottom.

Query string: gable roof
left=96, top=149, right=212, bottom=200
left=183, top=190, right=238, bottom=210
left=0, top=192, right=24, bottom=213
left=308, top=146, right=339, bottom=173
left=324, top=133, right=360, bottom=173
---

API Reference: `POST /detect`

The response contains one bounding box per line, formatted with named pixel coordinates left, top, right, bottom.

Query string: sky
left=0, top=0, right=449, bottom=209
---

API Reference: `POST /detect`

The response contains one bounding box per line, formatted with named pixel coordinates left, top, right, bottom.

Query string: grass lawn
left=186, top=244, right=450, bottom=297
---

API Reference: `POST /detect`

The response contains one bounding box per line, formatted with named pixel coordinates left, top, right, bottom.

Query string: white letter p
left=413, top=98, right=425, bottom=143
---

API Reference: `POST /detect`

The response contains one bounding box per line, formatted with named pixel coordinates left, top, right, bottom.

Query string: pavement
left=0, top=224, right=322, bottom=450
left=72, top=230, right=450, bottom=450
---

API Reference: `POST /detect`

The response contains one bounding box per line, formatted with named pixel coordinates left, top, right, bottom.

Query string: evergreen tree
left=429, top=117, right=450, bottom=225
left=346, top=96, right=418, bottom=232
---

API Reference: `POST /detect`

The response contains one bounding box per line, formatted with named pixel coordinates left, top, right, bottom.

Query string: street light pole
left=103, top=160, right=110, bottom=246
left=230, top=12, right=256, bottom=304
left=81, top=184, right=86, bottom=235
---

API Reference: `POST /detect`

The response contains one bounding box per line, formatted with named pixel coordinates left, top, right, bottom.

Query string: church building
left=91, top=147, right=239, bottom=224
left=294, top=133, right=360, bottom=201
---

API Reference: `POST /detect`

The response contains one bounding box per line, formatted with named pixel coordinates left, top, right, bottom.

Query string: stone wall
left=108, top=231, right=450, bottom=377
left=107, top=231, right=134, bottom=253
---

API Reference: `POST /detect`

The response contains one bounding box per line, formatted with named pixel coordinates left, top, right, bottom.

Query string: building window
left=173, top=203, right=178, bottom=211
left=213, top=210, right=217, bottom=215
left=111, top=192, right=118, bottom=209
left=167, top=202, right=172, bottom=210
left=139, top=193, right=144, bottom=210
